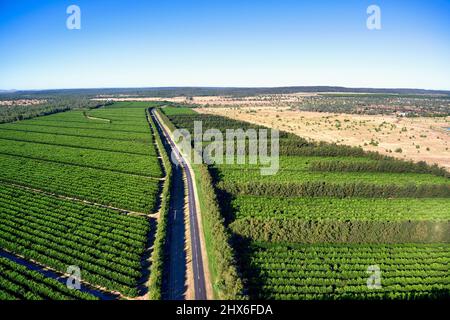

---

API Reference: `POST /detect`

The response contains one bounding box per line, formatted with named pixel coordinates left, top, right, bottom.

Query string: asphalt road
left=151, top=109, right=207, bottom=300
left=163, top=163, right=187, bottom=300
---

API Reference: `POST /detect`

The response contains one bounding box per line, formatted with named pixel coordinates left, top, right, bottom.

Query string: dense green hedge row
left=218, top=181, right=450, bottom=198
left=158, top=108, right=177, bottom=132
left=310, top=158, right=449, bottom=178
left=281, top=143, right=367, bottom=157
left=195, top=164, right=246, bottom=299
left=147, top=109, right=172, bottom=300
left=230, top=218, right=450, bottom=243
left=231, top=195, right=450, bottom=221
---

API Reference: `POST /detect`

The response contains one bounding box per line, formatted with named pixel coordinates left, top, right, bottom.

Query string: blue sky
left=0, top=0, right=449, bottom=90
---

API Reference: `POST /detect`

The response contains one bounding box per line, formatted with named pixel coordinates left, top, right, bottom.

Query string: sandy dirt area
left=93, top=97, right=189, bottom=103
left=196, top=106, right=450, bottom=169
left=180, top=93, right=316, bottom=106
left=93, top=93, right=316, bottom=106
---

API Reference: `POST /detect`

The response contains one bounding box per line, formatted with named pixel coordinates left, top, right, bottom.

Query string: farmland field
left=197, top=106, right=450, bottom=170
left=230, top=196, right=450, bottom=221
left=0, top=101, right=168, bottom=299
left=0, top=183, right=149, bottom=296
left=243, top=243, right=450, bottom=300
left=216, top=167, right=448, bottom=185
left=160, top=106, right=450, bottom=300
left=0, top=257, right=99, bottom=300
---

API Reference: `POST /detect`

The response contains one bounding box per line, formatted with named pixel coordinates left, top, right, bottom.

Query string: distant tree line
left=0, top=96, right=111, bottom=123
left=5, top=86, right=449, bottom=98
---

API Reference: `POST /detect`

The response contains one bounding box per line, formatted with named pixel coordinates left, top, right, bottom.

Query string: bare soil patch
left=197, top=106, right=450, bottom=169
left=92, top=93, right=317, bottom=106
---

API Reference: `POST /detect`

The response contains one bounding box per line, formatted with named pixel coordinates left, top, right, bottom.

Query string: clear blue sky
left=1, top=0, right=449, bottom=90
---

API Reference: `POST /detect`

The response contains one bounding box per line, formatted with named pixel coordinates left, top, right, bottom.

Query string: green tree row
left=146, top=109, right=173, bottom=300
left=310, top=159, right=449, bottom=178
left=219, top=181, right=450, bottom=198
left=196, top=164, right=246, bottom=299
left=230, top=218, right=450, bottom=243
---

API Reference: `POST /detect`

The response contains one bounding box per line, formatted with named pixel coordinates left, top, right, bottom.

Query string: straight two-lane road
left=151, top=108, right=207, bottom=300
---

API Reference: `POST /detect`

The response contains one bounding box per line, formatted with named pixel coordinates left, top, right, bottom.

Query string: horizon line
left=2, top=85, right=450, bottom=94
